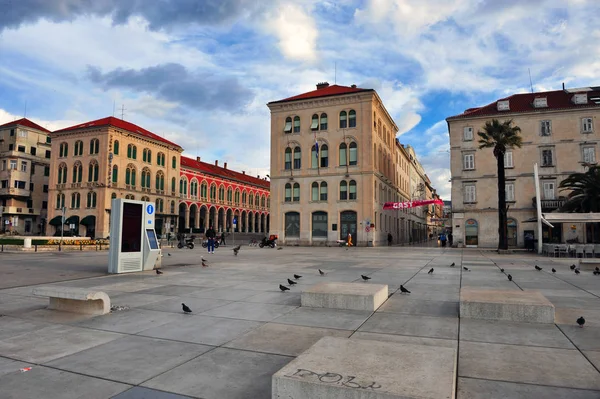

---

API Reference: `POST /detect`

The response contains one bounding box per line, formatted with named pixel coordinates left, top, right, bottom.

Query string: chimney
left=351, top=84, right=357, bottom=88
left=224, top=162, right=227, bottom=169
left=316, top=82, right=330, bottom=90
left=242, top=171, right=245, bottom=175
left=257, top=174, right=260, bottom=178
left=215, top=160, right=218, bottom=166
left=196, top=156, right=201, bottom=162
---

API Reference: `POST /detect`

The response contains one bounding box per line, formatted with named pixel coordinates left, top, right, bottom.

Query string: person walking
left=448, top=233, right=453, bottom=247
left=440, top=232, right=447, bottom=247
left=387, top=233, right=393, bottom=246
left=205, top=225, right=216, bottom=254
left=219, top=232, right=227, bottom=246
left=347, top=233, right=353, bottom=247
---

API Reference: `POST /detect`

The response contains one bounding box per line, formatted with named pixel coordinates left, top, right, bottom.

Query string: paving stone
left=350, top=332, right=457, bottom=348
left=143, top=348, right=291, bottom=399
left=460, top=319, right=574, bottom=348
left=555, top=308, right=600, bottom=328
left=134, top=285, right=210, bottom=296
left=545, top=296, right=600, bottom=309
left=0, top=365, right=129, bottom=399
left=359, top=312, right=458, bottom=339
left=138, top=296, right=232, bottom=314
left=224, top=322, right=352, bottom=356
left=0, top=356, right=30, bottom=378
left=274, top=307, right=371, bottom=330
left=457, top=377, right=600, bottom=399
left=459, top=341, right=600, bottom=390
left=584, top=351, right=600, bottom=370
left=108, top=293, right=176, bottom=308
left=0, top=295, right=48, bottom=315
left=111, top=387, right=196, bottom=399
left=201, top=301, right=297, bottom=322
left=378, top=297, right=459, bottom=317
left=46, top=336, right=211, bottom=384
left=18, top=308, right=95, bottom=324
left=243, top=291, right=302, bottom=306
left=0, top=315, right=50, bottom=340
left=186, top=287, right=263, bottom=301
left=138, top=315, right=263, bottom=346
left=557, top=325, right=600, bottom=351
left=73, top=308, right=184, bottom=334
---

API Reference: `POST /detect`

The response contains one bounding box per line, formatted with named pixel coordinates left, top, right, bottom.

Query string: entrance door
left=340, top=211, right=357, bottom=241
left=507, top=218, right=517, bottom=247
left=465, top=219, right=478, bottom=247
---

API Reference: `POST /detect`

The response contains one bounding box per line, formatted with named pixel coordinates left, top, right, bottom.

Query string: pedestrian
left=448, top=233, right=453, bottom=247
left=220, top=232, right=227, bottom=246
left=205, top=225, right=216, bottom=254
left=387, top=233, right=393, bottom=246
left=440, top=232, right=447, bottom=247
left=347, top=233, right=353, bottom=247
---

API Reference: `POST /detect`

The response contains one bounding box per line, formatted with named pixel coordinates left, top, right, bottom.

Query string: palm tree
left=478, top=119, right=523, bottom=251
left=559, top=165, right=600, bottom=212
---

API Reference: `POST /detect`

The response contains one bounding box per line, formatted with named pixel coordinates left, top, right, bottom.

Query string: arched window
left=349, top=180, right=357, bottom=200
left=267, top=197, right=270, bottom=208
left=210, top=184, right=217, bottom=201
left=190, top=180, right=198, bottom=197
left=255, top=194, right=260, bottom=207
left=284, top=116, right=292, bottom=133
left=127, top=144, right=137, bottom=159
left=88, top=161, right=99, bottom=182
left=59, top=142, right=68, bottom=158
left=311, top=182, right=319, bottom=201
left=179, top=178, right=188, bottom=195
left=143, top=149, right=148, bottom=162
left=293, top=183, right=300, bottom=202
left=111, top=193, right=117, bottom=200
left=320, top=113, right=328, bottom=130
left=113, top=140, right=119, bottom=155
left=284, top=184, right=292, bottom=202
left=56, top=193, right=65, bottom=208
left=156, top=198, right=164, bottom=212
left=349, top=110, right=356, bottom=128
left=141, top=168, right=151, bottom=188
left=170, top=200, right=175, bottom=214
left=339, top=111, right=347, bottom=128
left=284, top=147, right=292, bottom=170
left=261, top=195, right=266, bottom=208
left=171, top=177, right=176, bottom=193
left=242, top=191, right=247, bottom=205
left=155, top=172, right=164, bottom=191
left=311, top=114, right=319, bottom=131
left=311, top=145, right=318, bottom=168
left=234, top=190, right=240, bottom=205
left=125, top=194, right=135, bottom=200
left=141, top=196, right=150, bottom=202
left=112, top=165, right=118, bottom=183
left=218, top=186, right=225, bottom=201
left=320, top=182, right=328, bottom=201
left=349, top=142, right=358, bottom=165
left=320, top=144, right=328, bottom=167
left=293, top=146, right=301, bottom=169
left=156, top=152, right=164, bottom=166
left=227, top=188, right=233, bottom=202
left=70, top=192, right=80, bottom=208
left=72, top=162, right=82, bottom=183
left=339, top=143, right=347, bottom=166
left=249, top=193, right=254, bottom=207
left=87, top=191, right=97, bottom=208
left=340, top=181, right=348, bottom=200
left=146, top=149, right=152, bottom=163
left=58, top=163, right=67, bottom=184
left=285, top=212, right=300, bottom=237
left=74, top=140, right=83, bottom=156
left=126, top=165, right=136, bottom=186
left=89, top=138, right=99, bottom=155
left=172, top=156, right=177, bottom=169
left=293, top=116, right=300, bottom=133
left=201, top=182, right=208, bottom=199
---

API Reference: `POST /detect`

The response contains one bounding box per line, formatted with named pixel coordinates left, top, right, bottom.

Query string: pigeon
left=575, top=269, right=580, bottom=275
left=287, top=278, right=297, bottom=285
left=202, top=257, right=207, bottom=262
left=400, top=285, right=411, bottom=294
left=294, top=274, right=302, bottom=279
left=534, top=265, right=542, bottom=271
left=570, top=264, right=576, bottom=270
left=552, top=268, right=556, bottom=273
left=594, top=271, right=600, bottom=276
left=428, top=268, right=434, bottom=274
left=595, top=267, right=600, bottom=272
left=277, top=247, right=283, bottom=250
left=233, top=245, right=241, bottom=256
left=202, top=261, right=208, bottom=268
left=500, top=268, right=505, bottom=273
left=280, top=284, right=290, bottom=292
left=168, top=253, right=172, bottom=257
left=319, top=269, right=325, bottom=276
left=182, top=303, right=192, bottom=313
left=577, top=316, right=585, bottom=328
left=463, top=267, right=470, bottom=271
left=450, top=262, right=455, bottom=267
left=155, top=269, right=163, bottom=275
left=508, top=274, right=512, bottom=281
left=361, top=275, right=371, bottom=281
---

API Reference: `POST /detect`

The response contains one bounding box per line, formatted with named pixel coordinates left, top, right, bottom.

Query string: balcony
left=532, top=197, right=566, bottom=211
left=0, top=187, right=30, bottom=197
left=0, top=206, right=40, bottom=215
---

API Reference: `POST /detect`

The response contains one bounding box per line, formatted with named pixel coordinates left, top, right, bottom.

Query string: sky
left=1, top=0, right=599, bottom=201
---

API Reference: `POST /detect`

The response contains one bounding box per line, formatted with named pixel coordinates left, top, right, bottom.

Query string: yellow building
left=447, top=86, right=600, bottom=247
left=267, top=82, right=433, bottom=246
left=0, top=118, right=52, bottom=235
left=47, top=117, right=183, bottom=238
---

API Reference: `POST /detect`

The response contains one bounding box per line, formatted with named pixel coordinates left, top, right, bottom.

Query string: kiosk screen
left=121, top=203, right=142, bottom=252
left=146, top=229, right=159, bottom=250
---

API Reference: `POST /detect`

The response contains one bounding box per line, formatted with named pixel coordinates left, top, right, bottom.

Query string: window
left=1, top=180, right=7, bottom=188
left=284, top=147, right=292, bottom=170
left=17, top=145, right=25, bottom=152
left=142, top=169, right=151, bottom=189
left=20, top=161, right=27, bottom=172
left=14, top=180, right=26, bottom=189
left=113, top=140, right=119, bottom=155
left=201, top=182, right=207, bottom=199
left=293, top=116, right=300, bottom=133
left=284, top=117, right=292, bottom=133
left=218, top=186, right=225, bottom=201
left=234, top=190, right=239, bottom=205
left=43, top=184, right=48, bottom=193
left=0, top=160, right=5, bottom=170
left=42, top=201, right=47, bottom=209
left=340, top=180, right=347, bottom=200
left=172, top=156, right=176, bottom=169
left=349, top=110, right=356, bottom=128
left=293, top=146, right=301, bottom=169
left=179, top=179, right=188, bottom=195
left=339, top=111, right=347, bottom=128
left=112, top=165, right=118, bottom=183
left=285, top=212, right=300, bottom=237
left=293, top=183, right=300, bottom=201
left=8, top=144, right=13, bottom=151
left=210, top=184, right=217, bottom=201
left=171, top=177, right=176, bottom=193
left=72, top=162, right=82, bottom=183
left=170, top=200, right=175, bottom=214
left=464, top=184, right=476, bottom=203
left=312, top=182, right=319, bottom=201
left=463, top=126, right=473, bottom=141
left=44, top=166, right=50, bottom=176
left=26, top=198, right=33, bottom=208
left=56, top=193, right=65, bottom=209
left=312, top=211, right=327, bottom=237
left=311, top=114, right=319, bottom=130
left=156, top=198, right=163, bottom=212
left=156, top=152, right=165, bottom=166
left=320, top=144, right=328, bottom=167
left=127, top=144, right=137, bottom=159
left=543, top=181, right=555, bottom=200
left=142, top=148, right=152, bottom=163
left=583, top=146, right=596, bottom=164
left=540, top=120, right=551, bottom=136
left=349, top=180, right=357, bottom=200
left=59, top=142, right=68, bottom=157
left=320, top=113, right=328, bottom=130
left=87, top=192, right=97, bottom=208
left=9, top=129, right=14, bottom=136
left=320, top=182, right=328, bottom=201
left=57, top=164, right=67, bottom=184
left=311, top=145, right=318, bottom=168
left=463, top=154, right=475, bottom=170
left=339, top=143, right=347, bottom=166
left=541, top=149, right=553, bottom=167
left=88, top=161, right=99, bottom=182
left=126, top=166, right=136, bottom=186
left=504, top=151, right=513, bottom=168
left=45, top=150, right=51, bottom=159
left=191, top=180, right=198, bottom=197
left=226, top=187, right=232, bottom=202
left=89, top=139, right=99, bottom=155
left=505, top=183, right=515, bottom=202
left=30, top=147, right=36, bottom=156
left=18, top=130, right=27, bottom=138
left=284, top=183, right=292, bottom=202
left=73, top=140, right=83, bottom=156
left=582, top=117, right=594, bottom=133
left=349, top=142, right=357, bottom=165
left=71, top=192, right=80, bottom=209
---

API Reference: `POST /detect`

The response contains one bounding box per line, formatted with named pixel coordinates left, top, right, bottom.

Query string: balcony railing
left=532, top=197, right=566, bottom=211
left=0, top=187, right=30, bottom=197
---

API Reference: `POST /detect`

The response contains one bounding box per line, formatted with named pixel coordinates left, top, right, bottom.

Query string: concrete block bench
left=460, top=288, right=554, bottom=324
left=301, top=282, right=388, bottom=311
left=579, top=258, right=600, bottom=271
left=272, top=336, right=456, bottom=399
left=32, top=286, right=111, bottom=315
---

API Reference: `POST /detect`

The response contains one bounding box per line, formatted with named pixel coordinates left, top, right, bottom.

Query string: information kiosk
left=108, top=199, right=161, bottom=274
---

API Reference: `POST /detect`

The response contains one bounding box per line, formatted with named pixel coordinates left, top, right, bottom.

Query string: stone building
left=447, top=86, right=600, bottom=247
left=0, top=118, right=52, bottom=235
left=267, top=82, right=433, bottom=246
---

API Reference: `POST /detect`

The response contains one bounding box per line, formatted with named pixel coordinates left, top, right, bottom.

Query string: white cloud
left=0, top=108, right=78, bottom=131
left=262, top=3, right=318, bottom=62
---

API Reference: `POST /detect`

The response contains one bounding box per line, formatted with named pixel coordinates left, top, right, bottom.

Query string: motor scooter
left=177, top=234, right=195, bottom=249
left=259, top=235, right=278, bottom=248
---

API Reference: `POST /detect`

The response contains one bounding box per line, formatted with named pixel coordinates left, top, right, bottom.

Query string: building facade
left=447, top=86, right=600, bottom=248
left=267, top=82, right=434, bottom=246
left=0, top=118, right=52, bottom=235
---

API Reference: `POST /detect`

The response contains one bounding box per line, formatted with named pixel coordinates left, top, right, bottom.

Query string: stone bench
left=301, top=282, right=388, bottom=311
left=460, top=288, right=554, bottom=324
left=579, top=258, right=600, bottom=271
left=272, top=336, right=456, bottom=399
left=32, top=286, right=111, bottom=315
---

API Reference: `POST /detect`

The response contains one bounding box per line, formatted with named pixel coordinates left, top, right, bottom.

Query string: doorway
left=340, top=211, right=357, bottom=241
left=507, top=218, right=517, bottom=247
left=465, top=219, right=478, bottom=247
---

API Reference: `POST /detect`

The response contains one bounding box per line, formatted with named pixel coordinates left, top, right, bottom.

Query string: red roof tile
left=53, top=116, right=181, bottom=148
left=448, top=87, right=600, bottom=120
left=180, top=156, right=270, bottom=190
left=0, top=118, right=51, bottom=133
left=269, top=84, right=373, bottom=104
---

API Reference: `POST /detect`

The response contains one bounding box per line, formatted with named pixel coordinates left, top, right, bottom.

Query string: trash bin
left=24, top=238, right=32, bottom=249
left=367, top=240, right=373, bottom=247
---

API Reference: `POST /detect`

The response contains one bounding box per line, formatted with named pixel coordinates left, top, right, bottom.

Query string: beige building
left=47, top=117, right=183, bottom=238
left=447, top=86, right=600, bottom=248
left=267, top=82, right=433, bottom=246
left=0, top=118, right=52, bottom=235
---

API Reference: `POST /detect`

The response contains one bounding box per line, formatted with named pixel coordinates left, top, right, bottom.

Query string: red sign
left=383, top=199, right=443, bottom=210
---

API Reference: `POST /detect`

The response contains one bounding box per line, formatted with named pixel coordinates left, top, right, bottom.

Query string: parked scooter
left=201, top=239, right=220, bottom=249
left=177, top=234, right=195, bottom=249
left=259, top=235, right=278, bottom=248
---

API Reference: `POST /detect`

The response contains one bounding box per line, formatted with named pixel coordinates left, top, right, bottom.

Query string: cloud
left=0, top=108, right=78, bottom=131
left=87, top=63, right=254, bottom=111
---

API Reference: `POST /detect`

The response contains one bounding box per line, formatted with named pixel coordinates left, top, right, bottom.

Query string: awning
left=65, top=215, right=80, bottom=225
left=80, top=215, right=96, bottom=226
left=522, top=212, right=600, bottom=227
left=48, top=216, right=63, bottom=226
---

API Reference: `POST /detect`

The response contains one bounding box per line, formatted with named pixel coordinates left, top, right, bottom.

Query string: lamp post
left=59, top=206, right=66, bottom=251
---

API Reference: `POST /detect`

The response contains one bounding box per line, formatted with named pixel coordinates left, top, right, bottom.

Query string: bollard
left=80, top=243, right=83, bottom=251
left=35, top=244, right=38, bottom=252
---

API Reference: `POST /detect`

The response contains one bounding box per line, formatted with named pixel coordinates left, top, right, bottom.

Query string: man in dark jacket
left=206, top=225, right=216, bottom=254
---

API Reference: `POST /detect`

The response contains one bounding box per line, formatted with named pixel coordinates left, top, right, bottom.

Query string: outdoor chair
left=584, top=244, right=595, bottom=258
left=575, top=245, right=585, bottom=258
left=557, top=244, right=568, bottom=258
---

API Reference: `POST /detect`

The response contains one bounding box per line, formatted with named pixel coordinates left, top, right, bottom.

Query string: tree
left=559, top=165, right=600, bottom=213
left=478, top=119, right=523, bottom=251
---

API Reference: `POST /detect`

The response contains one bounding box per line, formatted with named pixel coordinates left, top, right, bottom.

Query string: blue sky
left=1, top=0, right=599, bottom=200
